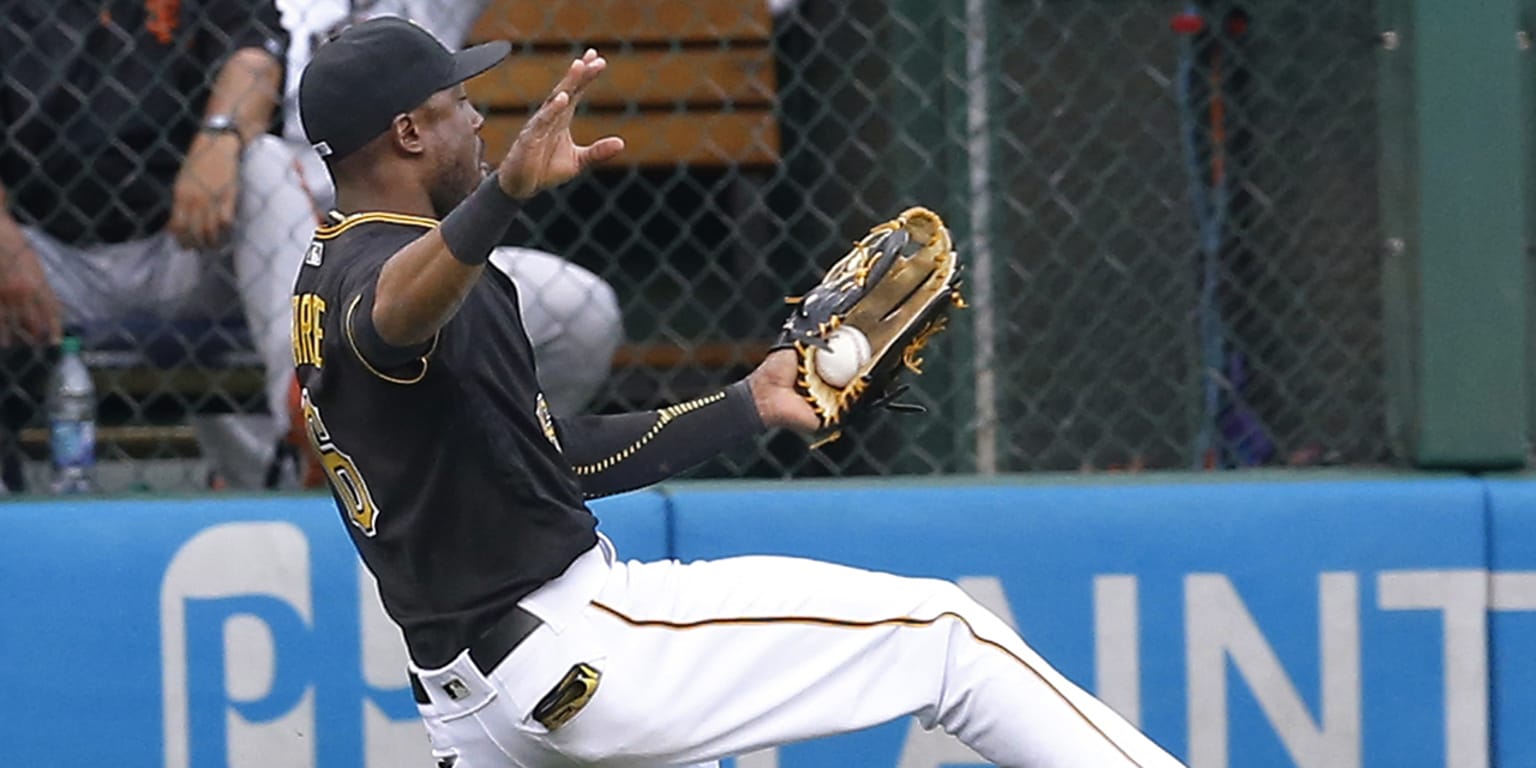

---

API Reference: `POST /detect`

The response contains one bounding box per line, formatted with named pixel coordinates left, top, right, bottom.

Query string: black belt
left=410, top=606, right=544, bottom=705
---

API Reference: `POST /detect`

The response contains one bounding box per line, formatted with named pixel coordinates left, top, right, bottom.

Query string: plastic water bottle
left=48, top=336, right=97, bottom=494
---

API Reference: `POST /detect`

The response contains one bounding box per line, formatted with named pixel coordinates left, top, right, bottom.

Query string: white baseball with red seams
left=814, top=326, right=872, bottom=387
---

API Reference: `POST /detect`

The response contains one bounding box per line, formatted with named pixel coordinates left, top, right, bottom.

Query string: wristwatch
left=200, top=114, right=242, bottom=141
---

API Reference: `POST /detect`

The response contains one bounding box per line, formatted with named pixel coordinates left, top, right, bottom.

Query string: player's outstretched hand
left=497, top=49, right=625, bottom=200
left=747, top=349, right=821, bottom=434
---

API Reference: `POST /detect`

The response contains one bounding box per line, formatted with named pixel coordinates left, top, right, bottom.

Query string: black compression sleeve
left=555, top=381, right=766, bottom=499
left=437, top=175, right=520, bottom=266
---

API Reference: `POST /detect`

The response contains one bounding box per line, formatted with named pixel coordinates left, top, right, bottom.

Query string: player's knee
left=239, top=133, right=286, bottom=163
left=235, top=134, right=290, bottom=190
left=560, top=271, right=622, bottom=358
left=591, top=277, right=619, bottom=324
left=585, top=279, right=622, bottom=345
left=526, top=259, right=619, bottom=334
left=571, top=266, right=619, bottom=320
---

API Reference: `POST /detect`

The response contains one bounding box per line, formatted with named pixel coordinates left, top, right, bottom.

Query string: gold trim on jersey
left=344, top=294, right=438, bottom=385
left=570, top=392, right=726, bottom=476
left=588, top=601, right=1149, bottom=768
left=314, top=211, right=440, bottom=241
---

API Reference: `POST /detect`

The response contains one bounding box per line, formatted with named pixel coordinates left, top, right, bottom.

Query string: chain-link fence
left=983, top=0, right=1385, bottom=472
left=0, top=0, right=1388, bottom=493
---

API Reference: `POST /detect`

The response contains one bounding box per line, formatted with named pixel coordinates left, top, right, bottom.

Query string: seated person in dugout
left=0, top=0, right=624, bottom=490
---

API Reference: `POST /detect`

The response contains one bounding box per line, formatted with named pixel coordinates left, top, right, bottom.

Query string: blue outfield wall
left=1, top=474, right=1531, bottom=767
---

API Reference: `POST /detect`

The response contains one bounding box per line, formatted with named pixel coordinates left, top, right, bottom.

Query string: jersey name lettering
left=292, top=293, right=327, bottom=367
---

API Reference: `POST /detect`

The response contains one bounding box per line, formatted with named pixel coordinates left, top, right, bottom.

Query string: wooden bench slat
left=469, top=0, right=771, bottom=45
left=18, top=424, right=205, bottom=460
left=94, top=367, right=265, bottom=398
left=482, top=110, right=780, bottom=167
left=471, top=48, right=776, bottom=109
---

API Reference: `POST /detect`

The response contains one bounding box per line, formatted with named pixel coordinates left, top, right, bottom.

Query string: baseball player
left=293, top=18, right=1186, bottom=768
left=268, top=0, right=622, bottom=417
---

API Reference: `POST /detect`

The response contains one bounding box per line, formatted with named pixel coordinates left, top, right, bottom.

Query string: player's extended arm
left=555, top=350, right=817, bottom=498
left=371, top=51, right=623, bottom=348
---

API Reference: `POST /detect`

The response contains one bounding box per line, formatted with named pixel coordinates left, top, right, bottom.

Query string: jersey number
left=301, top=389, right=382, bottom=537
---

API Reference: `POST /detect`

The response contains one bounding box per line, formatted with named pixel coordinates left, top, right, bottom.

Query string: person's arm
left=0, top=180, right=61, bottom=347
left=201, top=47, right=285, bottom=145
left=168, top=47, right=283, bottom=250
left=197, top=0, right=287, bottom=142
left=368, top=217, right=493, bottom=349
left=370, top=51, right=624, bottom=348
left=170, top=0, right=287, bottom=251
left=555, top=350, right=819, bottom=498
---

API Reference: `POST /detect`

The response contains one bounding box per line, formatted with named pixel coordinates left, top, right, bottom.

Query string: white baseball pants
left=410, top=536, right=1186, bottom=767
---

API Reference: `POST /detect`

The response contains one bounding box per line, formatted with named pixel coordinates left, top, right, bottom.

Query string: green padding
left=1379, top=0, right=1529, bottom=468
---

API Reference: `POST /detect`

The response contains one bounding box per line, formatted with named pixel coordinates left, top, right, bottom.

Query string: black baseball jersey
left=292, top=210, right=596, bottom=668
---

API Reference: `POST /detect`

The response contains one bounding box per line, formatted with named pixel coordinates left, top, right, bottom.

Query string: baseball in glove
left=774, top=206, right=966, bottom=445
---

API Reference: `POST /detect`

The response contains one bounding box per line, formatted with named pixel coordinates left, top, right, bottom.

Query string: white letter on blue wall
left=1378, top=569, right=1489, bottom=768
left=1185, top=573, right=1361, bottom=768
left=1094, top=574, right=1141, bottom=727
left=161, top=522, right=314, bottom=768
left=359, top=561, right=430, bottom=766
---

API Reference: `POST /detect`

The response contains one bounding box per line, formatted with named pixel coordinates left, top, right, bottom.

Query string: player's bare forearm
left=204, top=47, right=282, bottom=142
left=371, top=158, right=523, bottom=346
left=372, top=231, right=485, bottom=347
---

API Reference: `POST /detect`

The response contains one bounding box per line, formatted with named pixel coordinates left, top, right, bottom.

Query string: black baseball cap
left=299, top=17, right=510, bottom=162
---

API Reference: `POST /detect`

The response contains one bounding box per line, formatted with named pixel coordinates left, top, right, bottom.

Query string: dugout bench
left=17, top=0, right=781, bottom=461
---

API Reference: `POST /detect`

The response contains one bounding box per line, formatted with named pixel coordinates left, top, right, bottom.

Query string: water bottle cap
left=60, top=336, right=81, bottom=354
